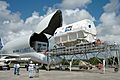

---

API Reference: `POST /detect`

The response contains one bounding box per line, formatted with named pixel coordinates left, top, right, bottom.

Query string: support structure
left=48, top=43, right=120, bottom=71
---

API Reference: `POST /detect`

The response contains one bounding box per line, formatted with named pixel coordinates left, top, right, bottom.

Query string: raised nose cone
left=43, top=10, right=63, bottom=35
left=35, top=10, right=62, bottom=36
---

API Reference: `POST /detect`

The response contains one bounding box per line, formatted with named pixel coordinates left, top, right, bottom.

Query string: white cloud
left=97, top=0, right=120, bottom=43
left=25, top=11, right=41, bottom=24
left=97, top=13, right=120, bottom=36
left=0, top=1, right=9, bottom=11
left=62, top=9, right=95, bottom=25
left=103, top=0, right=120, bottom=13
left=60, top=0, right=92, bottom=9
left=0, top=1, right=44, bottom=43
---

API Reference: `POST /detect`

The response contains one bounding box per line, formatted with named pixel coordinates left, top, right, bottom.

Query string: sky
left=0, top=0, right=120, bottom=44
left=5, top=0, right=108, bottom=20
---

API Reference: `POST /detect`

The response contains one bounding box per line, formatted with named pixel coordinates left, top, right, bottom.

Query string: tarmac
left=0, top=68, right=120, bottom=80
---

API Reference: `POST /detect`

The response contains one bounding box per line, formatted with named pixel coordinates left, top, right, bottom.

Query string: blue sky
left=6, top=0, right=61, bottom=20
left=6, top=0, right=109, bottom=21
left=87, top=0, right=109, bottom=20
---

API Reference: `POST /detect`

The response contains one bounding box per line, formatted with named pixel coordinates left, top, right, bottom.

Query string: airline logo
left=65, top=26, right=72, bottom=32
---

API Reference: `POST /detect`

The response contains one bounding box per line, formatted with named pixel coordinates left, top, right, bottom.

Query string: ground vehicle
left=79, top=60, right=93, bottom=70
left=0, top=62, right=10, bottom=70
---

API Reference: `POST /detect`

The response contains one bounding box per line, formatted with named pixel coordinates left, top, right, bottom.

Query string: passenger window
left=88, top=25, right=91, bottom=28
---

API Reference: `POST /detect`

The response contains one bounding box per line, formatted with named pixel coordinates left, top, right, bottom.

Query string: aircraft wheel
left=114, top=68, right=119, bottom=72
left=89, top=66, right=92, bottom=69
left=85, top=67, right=88, bottom=70
left=79, top=67, right=82, bottom=69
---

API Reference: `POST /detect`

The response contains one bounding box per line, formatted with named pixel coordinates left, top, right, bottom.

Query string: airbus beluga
left=0, top=10, right=63, bottom=65
left=0, top=10, right=97, bottom=67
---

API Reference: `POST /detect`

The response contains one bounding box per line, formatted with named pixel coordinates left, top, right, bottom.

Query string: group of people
left=14, top=61, right=40, bottom=78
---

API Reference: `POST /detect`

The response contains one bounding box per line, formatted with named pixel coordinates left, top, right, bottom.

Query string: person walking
left=13, top=63, right=17, bottom=75
left=28, top=61, right=35, bottom=78
left=35, top=64, right=39, bottom=77
left=25, top=64, right=29, bottom=71
left=16, top=63, right=20, bottom=75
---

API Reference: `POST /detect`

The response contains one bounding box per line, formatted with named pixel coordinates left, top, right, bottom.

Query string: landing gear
left=114, top=68, right=119, bottom=72
left=114, top=65, right=119, bottom=72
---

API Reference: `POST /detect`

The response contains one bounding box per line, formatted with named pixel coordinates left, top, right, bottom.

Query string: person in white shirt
left=28, top=61, right=35, bottom=78
left=16, top=63, right=20, bottom=75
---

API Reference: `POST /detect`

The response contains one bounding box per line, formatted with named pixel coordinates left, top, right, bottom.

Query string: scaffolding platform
left=49, top=43, right=120, bottom=56
left=46, top=42, right=120, bottom=71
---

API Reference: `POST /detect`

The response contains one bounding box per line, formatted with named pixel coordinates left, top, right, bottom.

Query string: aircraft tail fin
left=0, top=38, right=4, bottom=50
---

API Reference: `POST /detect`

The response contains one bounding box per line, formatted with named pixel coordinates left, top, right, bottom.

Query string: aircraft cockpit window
left=88, top=25, right=91, bottom=28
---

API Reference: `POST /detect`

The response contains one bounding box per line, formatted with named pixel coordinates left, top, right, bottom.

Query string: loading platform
left=50, top=43, right=119, bottom=55
left=47, top=42, right=120, bottom=71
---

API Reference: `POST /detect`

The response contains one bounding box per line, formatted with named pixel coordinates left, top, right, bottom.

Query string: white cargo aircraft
left=0, top=10, right=97, bottom=67
left=0, top=10, right=63, bottom=65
